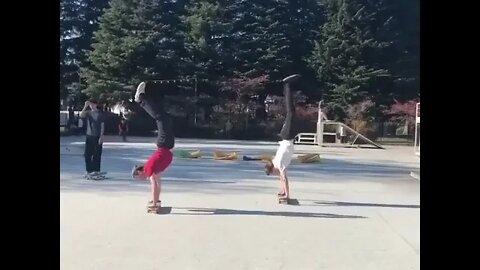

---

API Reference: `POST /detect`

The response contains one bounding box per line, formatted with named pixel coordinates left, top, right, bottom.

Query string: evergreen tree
left=83, top=0, right=187, bottom=102
left=60, top=0, right=109, bottom=102
left=308, top=0, right=388, bottom=119
left=286, top=0, right=323, bottom=100
left=183, top=0, right=230, bottom=79
left=372, top=0, right=419, bottom=102
left=223, top=0, right=293, bottom=79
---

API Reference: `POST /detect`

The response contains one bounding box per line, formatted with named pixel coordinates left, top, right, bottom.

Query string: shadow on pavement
left=171, top=207, right=366, bottom=219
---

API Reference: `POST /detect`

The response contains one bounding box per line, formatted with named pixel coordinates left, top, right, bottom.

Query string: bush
left=344, top=99, right=377, bottom=140
left=349, top=120, right=378, bottom=140
left=346, top=99, right=375, bottom=123
left=384, top=99, right=418, bottom=124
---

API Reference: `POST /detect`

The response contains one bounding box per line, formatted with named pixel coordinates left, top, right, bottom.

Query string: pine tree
left=60, top=0, right=109, bottom=103
left=83, top=0, right=187, bottom=102
left=223, top=0, right=294, bottom=79
left=370, top=0, right=419, bottom=102
left=183, top=0, right=230, bottom=78
left=286, top=0, right=323, bottom=99
left=308, top=0, right=388, bottom=119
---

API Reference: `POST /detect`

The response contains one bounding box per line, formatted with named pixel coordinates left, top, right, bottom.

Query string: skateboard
left=85, top=175, right=107, bottom=180
left=147, top=206, right=160, bottom=214
left=84, top=172, right=107, bottom=180
left=147, top=201, right=162, bottom=214
left=277, top=194, right=296, bottom=205
left=278, top=197, right=299, bottom=205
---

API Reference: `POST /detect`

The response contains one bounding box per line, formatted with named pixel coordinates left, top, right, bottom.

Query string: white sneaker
left=282, top=74, right=300, bottom=83
left=135, top=82, right=146, bottom=103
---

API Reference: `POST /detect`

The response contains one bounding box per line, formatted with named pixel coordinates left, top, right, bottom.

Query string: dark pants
left=119, top=130, right=127, bottom=141
left=84, top=135, right=103, bottom=173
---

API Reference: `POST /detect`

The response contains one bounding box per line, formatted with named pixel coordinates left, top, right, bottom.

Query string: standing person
left=118, top=118, right=129, bottom=142
left=225, top=119, right=232, bottom=138
left=67, top=105, right=75, bottom=129
left=80, top=100, right=105, bottom=179
left=131, top=82, right=175, bottom=213
left=264, top=74, right=301, bottom=203
left=77, top=113, right=84, bottom=134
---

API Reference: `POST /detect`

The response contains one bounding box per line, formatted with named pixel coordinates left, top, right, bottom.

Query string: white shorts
left=272, top=140, right=294, bottom=171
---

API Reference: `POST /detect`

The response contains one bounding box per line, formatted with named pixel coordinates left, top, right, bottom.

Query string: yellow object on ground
left=297, top=153, right=321, bottom=163
left=214, top=151, right=239, bottom=160
left=188, top=150, right=201, bottom=158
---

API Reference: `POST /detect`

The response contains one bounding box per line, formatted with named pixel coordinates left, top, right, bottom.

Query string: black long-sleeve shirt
left=139, top=97, right=175, bottom=149
left=278, top=83, right=298, bottom=140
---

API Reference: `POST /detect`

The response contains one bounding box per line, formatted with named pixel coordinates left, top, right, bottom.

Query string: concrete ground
left=60, top=136, right=420, bottom=270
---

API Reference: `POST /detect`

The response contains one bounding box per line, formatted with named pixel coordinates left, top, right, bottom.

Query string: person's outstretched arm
left=99, top=121, right=105, bottom=144
left=80, top=101, right=90, bottom=118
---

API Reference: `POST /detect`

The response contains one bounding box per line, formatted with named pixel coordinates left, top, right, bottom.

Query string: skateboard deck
left=278, top=197, right=299, bottom=205
left=147, top=206, right=161, bottom=214
left=147, top=200, right=161, bottom=214
left=146, top=202, right=172, bottom=214
left=84, top=172, right=108, bottom=180
left=85, top=175, right=107, bottom=180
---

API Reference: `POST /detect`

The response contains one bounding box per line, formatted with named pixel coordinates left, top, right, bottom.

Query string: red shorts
left=144, top=148, right=173, bottom=177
